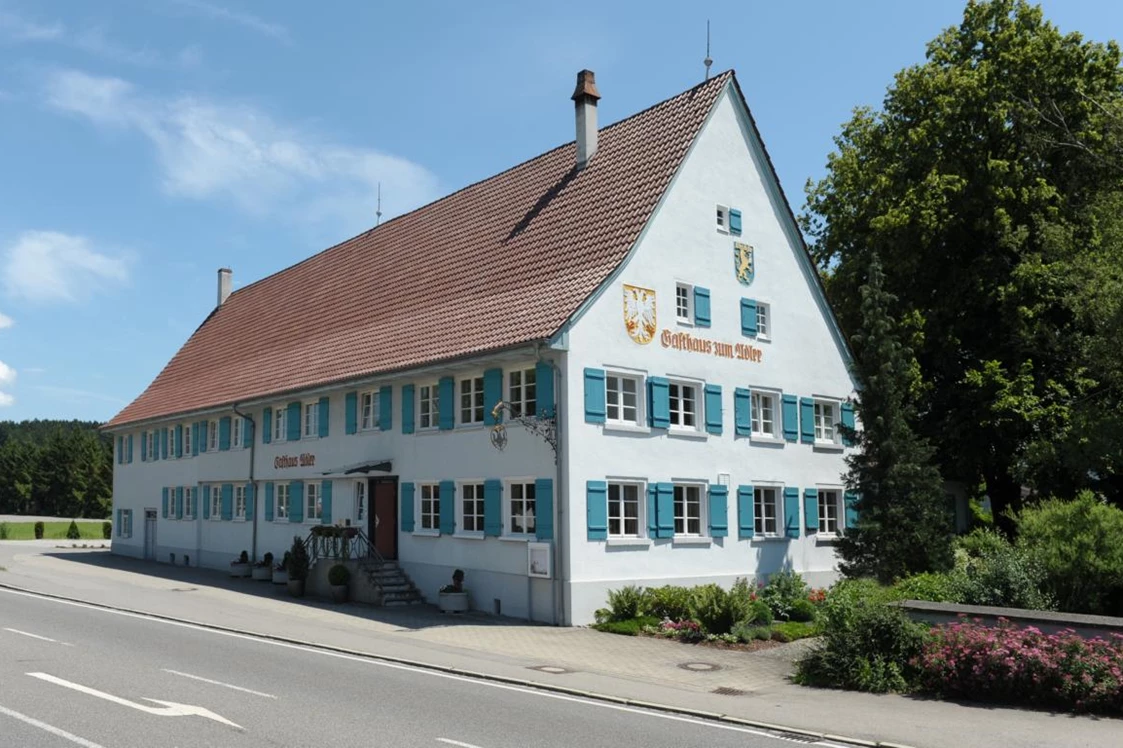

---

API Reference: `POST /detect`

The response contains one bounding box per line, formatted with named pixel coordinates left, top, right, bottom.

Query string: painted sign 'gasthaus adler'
left=105, top=70, right=858, bottom=625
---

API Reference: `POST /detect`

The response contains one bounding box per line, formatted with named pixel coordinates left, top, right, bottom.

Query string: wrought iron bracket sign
left=488, top=401, right=558, bottom=463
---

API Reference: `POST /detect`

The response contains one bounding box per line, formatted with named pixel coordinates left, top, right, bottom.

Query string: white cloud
left=34, top=385, right=125, bottom=406
left=0, top=359, right=15, bottom=407
left=170, top=0, right=288, bottom=42
left=1, top=8, right=190, bottom=68
left=0, top=311, right=11, bottom=329
left=0, top=9, right=63, bottom=41
left=2, top=230, right=129, bottom=303
left=45, top=69, right=440, bottom=235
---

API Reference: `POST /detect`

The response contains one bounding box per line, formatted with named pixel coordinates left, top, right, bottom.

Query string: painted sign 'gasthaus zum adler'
left=105, top=69, right=858, bottom=625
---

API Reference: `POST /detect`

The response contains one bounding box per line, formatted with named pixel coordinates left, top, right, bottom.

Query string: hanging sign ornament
left=488, top=401, right=558, bottom=463
left=622, top=284, right=657, bottom=345
left=734, top=242, right=755, bottom=286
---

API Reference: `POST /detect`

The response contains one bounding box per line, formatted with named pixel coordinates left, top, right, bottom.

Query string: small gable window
left=675, top=283, right=693, bottom=324
left=716, top=204, right=729, bottom=234
left=757, top=302, right=771, bottom=340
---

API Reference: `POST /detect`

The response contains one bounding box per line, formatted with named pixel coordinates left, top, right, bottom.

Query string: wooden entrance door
left=369, top=478, right=398, bottom=560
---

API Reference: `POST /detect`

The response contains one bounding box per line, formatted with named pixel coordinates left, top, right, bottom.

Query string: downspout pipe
left=232, top=405, right=257, bottom=562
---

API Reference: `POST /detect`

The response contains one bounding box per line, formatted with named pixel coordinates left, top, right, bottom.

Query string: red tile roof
left=107, top=72, right=734, bottom=428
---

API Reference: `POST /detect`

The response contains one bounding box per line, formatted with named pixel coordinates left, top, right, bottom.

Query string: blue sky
left=0, top=0, right=1120, bottom=422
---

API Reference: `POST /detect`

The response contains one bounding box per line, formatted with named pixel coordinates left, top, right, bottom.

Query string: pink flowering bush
left=658, top=619, right=706, bottom=643
left=914, top=616, right=1123, bottom=714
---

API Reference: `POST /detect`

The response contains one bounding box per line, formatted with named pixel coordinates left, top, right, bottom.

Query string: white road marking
left=0, top=703, right=107, bottom=748
left=3, top=627, right=58, bottom=643
left=161, top=668, right=276, bottom=699
left=0, top=587, right=815, bottom=745
left=437, top=739, right=485, bottom=748
left=26, top=672, right=242, bottom=730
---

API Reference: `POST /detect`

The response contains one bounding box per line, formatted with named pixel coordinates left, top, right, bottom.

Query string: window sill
left=414, top=427, right=440, bottom=435
left=672, top=537, right=711, bottom=546
left=668, top=428, right=707, bottom=441
left=816, top=534, right=841, bottom=545
left=750, top=435, right=785, bottom=446
left=813, top=442, right=845, bottom=453
left=412, top=530, right=440, bottom=538
left=304, top=520, right=325, bottom=525
left=274, top=518, right=291, bottom=523
left=456, top=423, right=487, bottom=432
left=454, top=532, right=485, bottom=541
left=675, top=319, right=695, bottom=328
left=603, top=423, right=650, bottom=435
left=756, top=335, right=771, bottom=344
left=499, top=535, right=532, bottom=543
left=606, top=537, right=651, bottom=548
left=751, top=535, right=787, bottom=542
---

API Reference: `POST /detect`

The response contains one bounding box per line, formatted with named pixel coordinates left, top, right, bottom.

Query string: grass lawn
left=0, top=521, right=108, bottom=540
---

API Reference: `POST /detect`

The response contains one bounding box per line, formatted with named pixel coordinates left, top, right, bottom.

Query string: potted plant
left=252, top=552, right=273, bottom=581
left=286, top=536, right=309, bottom=597
left=273, top=551, right=291, bottom=584
left=438, top=569, right=469, bottom=613
left=230, top=550, right=251, bottom=578
left=328, top=563, right=350, bottom=603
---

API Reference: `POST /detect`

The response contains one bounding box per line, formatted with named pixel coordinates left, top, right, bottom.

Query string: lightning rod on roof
left=376, top=182, right=383, bottom=227
left=704, top=20, right=713, bottom=81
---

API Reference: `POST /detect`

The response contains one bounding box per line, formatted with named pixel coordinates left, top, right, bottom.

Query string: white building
left=106, top=69, right=858, bottom=625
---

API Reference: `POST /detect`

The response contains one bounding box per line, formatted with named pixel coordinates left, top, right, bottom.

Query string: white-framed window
left=120, top=509, right=133, bottom=538
left=607, top=482, right=642, bottom=538
left=506, top=480, right=536, bottom=536
left=360, top=391, right=379, bottom=431
left=675, top=283, right=693, bottom=324
left=182, top=422, right=193, bottom=456
left=814, top=399, right=842, bottom=445
left=716, top=204, right=729, bottom=233
left=272, top=406, right=287, bottom=443
left=303, top=402, right=319, bottom=439
left=673, top=483, right=704, bottom=536
left=167, top=428, right=177, bottom=460
left=606, top=373, right=641, bottom=425
left=419, top=483, right=440, bottom=531
left=818, top=489, right=842, bottom=534
left=418, top=384, right=439, bottom=430
left=184, top=487, right=195, bottom=520
left=306, top=481, right=322, bottom=521
left=275, top=483, right=290, bottom=520
left=355, top=481, right=366, bottom=522
left=165, top=487, right=175, bottom=518
left=459, top=482, right=485, bottom=534
left=459, top=376, right=485, bottom=425
left=756, top=302, right=771, bottom=340
left=668, top=381, right=699, bottom=430
left=207, top=419, right=218, bottom=452
left=751, top=390, right=779, bottom=439
left=509, top=368, right=537, bottom=417
left=754, top=486, right=780, bottom=536
left=146, top=432, right=156, bottom=461
left=209, top=485, right=222, bottom=519
left=232, top=417, right=243, bottom=450
left=234, top=485, right=246, bottom=520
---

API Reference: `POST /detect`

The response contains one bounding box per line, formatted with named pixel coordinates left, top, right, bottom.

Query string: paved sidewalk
left=0, top=543, right=1118, bottom=748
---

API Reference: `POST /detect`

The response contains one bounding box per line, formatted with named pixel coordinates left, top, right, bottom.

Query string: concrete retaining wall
left=896, top=600, right=1123, bottom=640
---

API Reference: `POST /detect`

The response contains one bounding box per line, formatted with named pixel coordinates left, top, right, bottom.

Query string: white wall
left=560, top=83, right=857, bottom=624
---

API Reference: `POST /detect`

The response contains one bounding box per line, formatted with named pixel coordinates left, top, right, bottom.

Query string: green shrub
left=759, top=570, right=809, bottom=620
left=892, top=572, right=963, bottom=603
left=1017, top=492, right=1123, bottom=616
left=771, top=620, right=820, bottom=642
left=328, top=564, right=351, bottom=586
left=286, top=536, right=310, bottom=581
left=955, top=533, right=1054, bottom=611
left=605, top=585, right=648, bottom=622
left=956, top=527, right=1010, bottom=560
left=787, top=598, right=818, bottom=622
left=33, top=521, right=44, bottom=540
left=0, top=522, right=8, bottom=540
left=727, top=577, right=756, bottom=625
left=65, top=520, right=81, bottom=540
left=102, top=521, right=112, bottom=539
left=747, top=599, right=773, bottom=626
left=646, top=585, right=692, bottom=621
left=689, top=584, right=736, bottom=634
left=732, top=621, right=773, bottom=642
left=592, top=616, right=660, bottom=636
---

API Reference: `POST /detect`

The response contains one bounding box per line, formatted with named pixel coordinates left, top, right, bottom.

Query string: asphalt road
left=0, top=588, right=846, bottom=748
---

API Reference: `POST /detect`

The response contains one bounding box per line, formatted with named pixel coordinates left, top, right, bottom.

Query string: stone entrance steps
left=361, top=559, right=424, bottom=606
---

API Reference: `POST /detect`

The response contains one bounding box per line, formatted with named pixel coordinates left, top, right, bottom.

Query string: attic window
left=716, top=205, right=729, bottom=233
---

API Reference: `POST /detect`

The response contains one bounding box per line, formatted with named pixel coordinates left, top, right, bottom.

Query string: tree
left=836, top=254, right=955, bottom=583
left=803, top=0, right=1123, bottom=531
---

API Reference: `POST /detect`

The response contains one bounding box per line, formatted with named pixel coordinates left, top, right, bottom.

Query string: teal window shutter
left=289, top=481, right=304, bottom=522
left=117, top=436, right=123, bottom=465
left=402, top=385, right=415, bottom=434
left=286, top=402, right=301, bottom=441
left=265, top=483, right=275, bottom=522
left=379, top=386, right=392, bottom=431
left=783, top=487, right=800, bottom=538
left=439, top=480, right=456, bottom=534
left=262, top=408, right=273, bottom=444
left=729, top=208, right=742, bottom=235
left=648, top=377, right=670, bottom=428
left=321, top=480, right=332, bottom=524
left=656, top=483, right=675, bottom=538
left=219, top=416, right=231, bottom=451
left=175, top=425, right=183, bottom=458
left=400, top=482, right=415, bottom=532
left=800, top=397, right=815, bottom=444
left=345, top=392, right=358, bottom=435
left=243, top=417, right=253, bottom=448
left=127, top=434, right=134, bottom=463
left=647, top=485, right=658, bottom=537
left=176, top=486, right=183, bottom=519
left=483, top=369, right=503, bottom=426
left=694, top=287, right=711, bottom=327
left=586, top=481, right=607, bottom=540
left=536, top=361, right=554, bottom=417
left=140, top=431, right=147, bottom=462
left=161, top=487, right=168, bottom=518
left=737, top=485, right=754, bottom=538
left=740, top=298, right=758, bottom=337
left=221, top=483, right=233, bottom=521
left=708, top=484, right=729, bottom=537
left=535, top=478, right=554, bottom=540
left=245, top=483, right=255, bottom=520
left=438, top=377, right=455, bottom=430
left=840, top=402, right=856, bottom=446
left=844, top=491, right=859, bottom=530
left=704, top=384, right=722, bottom=435
left=583, top=368, right=606, bottom=423
left=318, top=396, right=329, bottom=438
left=781, top=394, right=799, bottom=442
left=192, top=422, right=202, bottom=454
left=483, top=479, right=502, bottom=536
left=202, top=485, right=210, bottom=519
left=804, top=488, right=819, bottom=530
left=734, top=388, right=751, bottom=436
left=161, top=428, right=169, bottom=459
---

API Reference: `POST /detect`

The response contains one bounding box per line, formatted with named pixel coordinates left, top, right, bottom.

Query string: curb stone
left=0, top=581, right=902, bottom=748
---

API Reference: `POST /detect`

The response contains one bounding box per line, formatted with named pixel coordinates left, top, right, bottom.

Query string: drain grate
left=710, top=686, right=746, bottom=696
left=772, top=731, right=818, bottom=744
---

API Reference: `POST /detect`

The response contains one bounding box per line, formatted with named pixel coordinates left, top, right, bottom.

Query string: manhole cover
left=677, top=661, right=721, bottom=672
left=528, top=665, right=571, bottom=674
left=711, top=686, right=746, bottom=696
left=169, top=587, right=197, bottom=592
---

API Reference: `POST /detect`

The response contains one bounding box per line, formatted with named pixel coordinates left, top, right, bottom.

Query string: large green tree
left=803, top=0, right=1123, bottom=531
left=0, top=420, right=112, bottom=518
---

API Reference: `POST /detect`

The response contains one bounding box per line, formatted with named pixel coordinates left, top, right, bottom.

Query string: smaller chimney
left=217, top=268, right=232, bottom=307
left=571, top=70, right=601, bottom=169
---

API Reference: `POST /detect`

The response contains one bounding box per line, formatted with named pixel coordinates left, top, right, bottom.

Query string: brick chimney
left=217, top=268, right=232, bottom=307
left=571, top=70, right=601, bottom=169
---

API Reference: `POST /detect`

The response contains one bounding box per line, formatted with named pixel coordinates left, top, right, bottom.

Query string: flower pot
left=272, top=569, right=289, bottom=585
left=287, top=578, right=305, bottom=597
left=330, top=584, right=348, bottom=603
left=251, top=565, right=272, bottom=581
left=438, top=591, right=469, bottom=613
left=229, top=562, right=249, bottom=578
